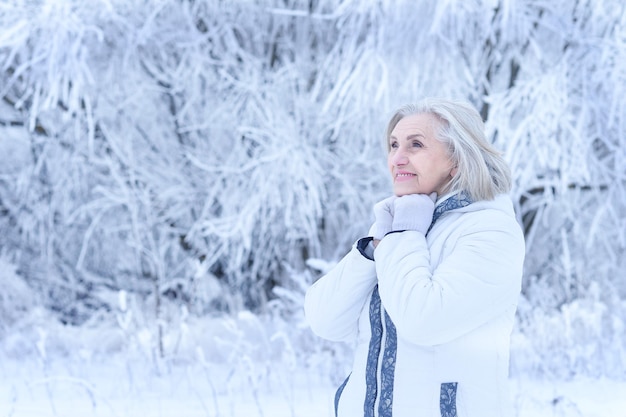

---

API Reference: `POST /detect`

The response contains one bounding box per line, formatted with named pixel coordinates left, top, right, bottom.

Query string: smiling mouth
left=395, top=172, right=416, bottom=180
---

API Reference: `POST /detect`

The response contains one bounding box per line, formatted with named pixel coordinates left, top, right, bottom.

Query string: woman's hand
left=391, top=192, right=437, bottom=235
left=372, top=196, right=397, bottom=241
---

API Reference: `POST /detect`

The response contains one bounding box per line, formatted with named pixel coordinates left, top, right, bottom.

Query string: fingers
left=392, top=193, right=436, bottom=234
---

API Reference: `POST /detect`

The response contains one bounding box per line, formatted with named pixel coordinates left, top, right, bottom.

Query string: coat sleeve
left=304, top=238, right=378, bottom=342
left=374, top=212, right=525, bottom=346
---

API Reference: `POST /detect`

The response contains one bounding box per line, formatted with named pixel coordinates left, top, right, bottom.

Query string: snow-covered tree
left=0, top=0, right=624, bottom=371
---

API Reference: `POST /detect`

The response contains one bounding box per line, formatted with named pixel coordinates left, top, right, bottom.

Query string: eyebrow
left=389, top=133, right=425, bottom=141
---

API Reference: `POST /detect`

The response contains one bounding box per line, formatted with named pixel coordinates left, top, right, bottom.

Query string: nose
left=391, top=147, right=408, bottom=166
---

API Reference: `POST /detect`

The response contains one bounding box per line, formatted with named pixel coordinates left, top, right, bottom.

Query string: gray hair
left=385, top=98, right=511, bottom=201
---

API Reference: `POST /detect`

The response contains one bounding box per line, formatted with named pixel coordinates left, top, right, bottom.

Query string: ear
left=450, top=166, right=458, bottom=177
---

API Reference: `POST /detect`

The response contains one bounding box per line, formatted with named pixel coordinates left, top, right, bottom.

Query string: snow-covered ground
left=1, top=308, right=624, bottom=417
left=1, top=354, right=624, bottom=417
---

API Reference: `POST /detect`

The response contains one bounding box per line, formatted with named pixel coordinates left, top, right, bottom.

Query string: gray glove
left=372, top=196, right=397, bottom=240
left=391, top=193, right=437, bottom=235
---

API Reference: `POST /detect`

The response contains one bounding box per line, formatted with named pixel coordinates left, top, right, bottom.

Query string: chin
left=393, top=188, right=418, bottom=197
left=393, top=186, right=433, bottom=196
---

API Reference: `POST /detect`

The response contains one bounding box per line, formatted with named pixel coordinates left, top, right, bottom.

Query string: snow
left=1, top=310, right=624, bottom=417
left=0, top=352, right=329, bottom=417
left=1, top=354, right=625, bottom=417
left=511, top=377, right=626, bottom=417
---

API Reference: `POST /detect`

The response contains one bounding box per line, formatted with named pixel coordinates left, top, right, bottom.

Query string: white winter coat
left=304, top=193, right=525, bottom=417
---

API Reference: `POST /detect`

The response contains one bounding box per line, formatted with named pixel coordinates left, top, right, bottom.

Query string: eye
left=389, top=140, right=398, bottom=149
left=412, top=140, right=423, bottom=148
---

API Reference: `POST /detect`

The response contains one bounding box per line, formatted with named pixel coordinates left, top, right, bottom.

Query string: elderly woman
left=304, top=98, right=525, bottom=417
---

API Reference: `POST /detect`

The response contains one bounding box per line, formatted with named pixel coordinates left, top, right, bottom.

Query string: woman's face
left=387, top=113, right=457, bottom=197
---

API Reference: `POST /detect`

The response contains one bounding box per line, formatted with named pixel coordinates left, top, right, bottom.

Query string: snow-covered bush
left=512, top=284, right=626, bottom=379
left=0, top=256, right=35, bottom=334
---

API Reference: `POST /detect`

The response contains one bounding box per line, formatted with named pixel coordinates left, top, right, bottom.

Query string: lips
left=395, top=171, right=416, bottom=182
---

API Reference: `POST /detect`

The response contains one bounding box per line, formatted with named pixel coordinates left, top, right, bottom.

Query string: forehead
left=391, top=113, right=441, bottom=138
